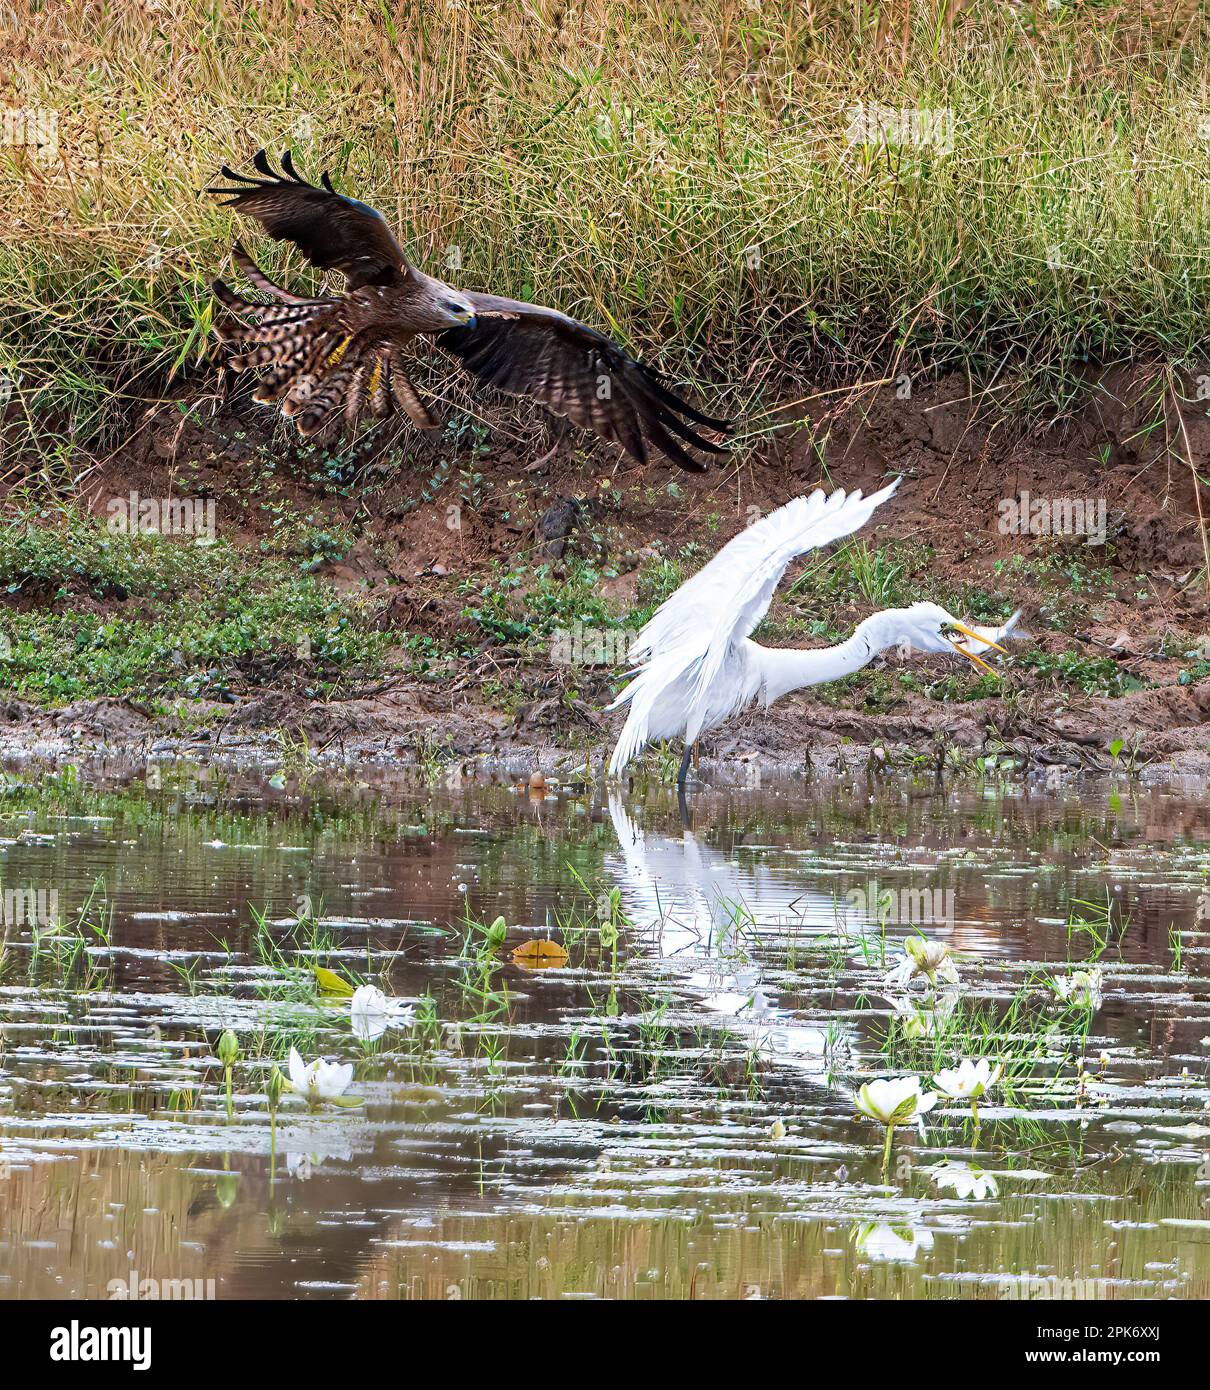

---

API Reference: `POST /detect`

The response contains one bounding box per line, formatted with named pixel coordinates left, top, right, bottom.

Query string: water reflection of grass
left=4, top=876, right=113, bottom=992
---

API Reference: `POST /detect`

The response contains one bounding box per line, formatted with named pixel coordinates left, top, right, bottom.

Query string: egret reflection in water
left=606, top=794, right=873, bottom=1072
left=606, top=794, right=868, bottom=957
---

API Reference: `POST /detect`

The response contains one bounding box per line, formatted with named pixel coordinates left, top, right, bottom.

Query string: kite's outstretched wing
left=207, top=152, right=730, bottom=466
left=206, top=149, right=410, bottom=289
left=439, top=292, right=731, bottom=473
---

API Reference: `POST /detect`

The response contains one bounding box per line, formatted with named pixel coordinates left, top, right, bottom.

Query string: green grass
left=772, top=537, right=1009, bottom=638
left=458, top=555, right=630, bottom=652
left=3, top=2, right=1210, bottom=476
left=1014, top=647, right=1144, bottom=697
left=0, top=505, right=392, bottom=703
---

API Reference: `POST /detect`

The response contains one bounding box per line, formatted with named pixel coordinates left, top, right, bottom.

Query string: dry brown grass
left=2, top=0, right=1209, bottom=474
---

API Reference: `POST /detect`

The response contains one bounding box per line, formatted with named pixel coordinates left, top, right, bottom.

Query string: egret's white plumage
left=607, top=480, right=1009, bottom=781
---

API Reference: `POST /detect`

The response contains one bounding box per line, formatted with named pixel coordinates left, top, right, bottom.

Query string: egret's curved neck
left=756, top=613, right=895, bottom=705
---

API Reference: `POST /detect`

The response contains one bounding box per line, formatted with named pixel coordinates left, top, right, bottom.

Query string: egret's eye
left=443, top=299, right=467, bottom=315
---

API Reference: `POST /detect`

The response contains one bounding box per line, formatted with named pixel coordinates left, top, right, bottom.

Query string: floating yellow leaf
left=511, top=939, right=569, bottom=968
left=312, top=965, right=355, bottom=997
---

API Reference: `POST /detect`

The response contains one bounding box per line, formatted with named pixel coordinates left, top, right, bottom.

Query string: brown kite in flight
left=206, top=150, right=731, bottom=470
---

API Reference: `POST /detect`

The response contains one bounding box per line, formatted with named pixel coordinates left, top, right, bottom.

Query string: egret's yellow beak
left=947, top=621, right=1008, bottom=675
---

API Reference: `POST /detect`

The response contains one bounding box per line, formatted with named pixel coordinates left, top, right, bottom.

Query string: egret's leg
left=676, top=744, right=692, bottom=788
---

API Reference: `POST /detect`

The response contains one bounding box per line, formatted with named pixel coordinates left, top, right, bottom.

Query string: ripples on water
left=0, top=764, right=1208, bottom=1299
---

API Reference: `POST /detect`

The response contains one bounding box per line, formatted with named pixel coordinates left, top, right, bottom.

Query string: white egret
left=607, top=480, right=1007, bottom=787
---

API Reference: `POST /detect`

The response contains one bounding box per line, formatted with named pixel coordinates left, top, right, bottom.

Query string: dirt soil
left=6, top=360, right=1210, bottom=784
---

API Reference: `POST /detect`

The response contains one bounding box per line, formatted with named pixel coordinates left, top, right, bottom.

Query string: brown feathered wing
left=438, top=293, right=730, bottom=472
left=207, top=150, right=730, bottom=464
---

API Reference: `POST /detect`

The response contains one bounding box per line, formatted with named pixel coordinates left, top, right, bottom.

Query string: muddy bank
left=5, top=361, right=1210, bottom=778
left=3, top=676, right=1210, bottom=784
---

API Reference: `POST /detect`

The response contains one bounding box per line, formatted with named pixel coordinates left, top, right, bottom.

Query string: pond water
left=0, top=765, right=1208, bottom=1300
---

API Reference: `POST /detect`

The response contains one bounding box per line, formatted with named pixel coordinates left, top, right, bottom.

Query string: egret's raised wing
left=632, top=480, right=899, bottom=677
left=630, top=482, right=898, bottom=668
left=689, top=481, right=900, bottom=721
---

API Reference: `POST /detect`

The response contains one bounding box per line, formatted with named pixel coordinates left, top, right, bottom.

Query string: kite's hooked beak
left=946, top=620, right=1008, bottom=676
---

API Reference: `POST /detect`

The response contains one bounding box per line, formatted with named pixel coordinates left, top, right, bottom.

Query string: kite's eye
left=441, top=299, right=476, bottom=327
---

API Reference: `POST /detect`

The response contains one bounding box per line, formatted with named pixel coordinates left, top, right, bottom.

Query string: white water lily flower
left=885, top=989, right=958, bottom=1039
left=885, top=935, right=960, bottom=989
left=286, top=1047, right=356, bottom=1108
left=350, top=984, right=415, bottom=1042
left=856, top=1222, right=935, bottom=1263
left=856, top=1075, right=938, bottom=1174
left=1053, top=966, right=1104, bottom=1011
left=930, top=1160, right=998, bottom=1200
left=286, top=1152, right=317, bottom=1180
left=855, top=1075, right=938, bottom=1125
left=933, top=1057, right=1003, bottom=1101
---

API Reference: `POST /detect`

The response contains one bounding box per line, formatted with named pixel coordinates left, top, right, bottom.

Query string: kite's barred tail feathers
left=212, top=261, right=432, bottom=438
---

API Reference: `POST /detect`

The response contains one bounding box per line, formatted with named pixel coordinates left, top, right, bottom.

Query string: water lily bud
left=266, top=1066, right=284, bottom=1108
left=486, top=915, right=508, bottom=948
left=217, top=1029, right=238, bottom=1067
